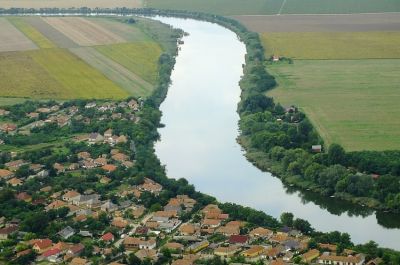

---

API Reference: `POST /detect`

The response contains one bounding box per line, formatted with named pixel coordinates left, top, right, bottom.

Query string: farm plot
left=42, top=17, right=126, bottom=46
left=96, top=42, right=162, bottom=85
left=28, top=49, right=129, bottom=99
left=0, top=18, right=37, bottom=52
left=70, top=47, right=154, bottom=98
left=267, top=59, right=400, bottom=151
left=147, top=0, right=283, bottom=15
left=0, top=0, right=142, bottom=9
left=261, top=31, right=400, bottom=59
left=0, top=49, right=128, bottom=99
left=23, top=17, right=78, bottom=48
left=7, top=17, right=55, bottom=49
left=87, top=18, right=150, bottom=42
left=233, top=13, right=400, bottom=33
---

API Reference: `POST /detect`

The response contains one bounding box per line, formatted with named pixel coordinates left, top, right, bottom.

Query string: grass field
left=8, top=17, right=55, bottom=49
left=267, top=60, right=400, bottom=151
left=146, top=0, right=400, bottom=15
left=261, top=31, right=400, bottom=59
left=96, top=42, right=162, bottom=85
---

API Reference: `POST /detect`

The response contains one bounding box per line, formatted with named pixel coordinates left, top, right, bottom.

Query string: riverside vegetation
left=0, top=7, right=400, bottom=264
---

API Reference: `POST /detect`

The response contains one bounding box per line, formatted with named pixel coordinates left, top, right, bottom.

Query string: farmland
left=96, top=42, right=163, bottom=85
left=8, top=17, right=55, bottom=49
left=0, top=16, right=168, bottom=101
left=0, top=0, right=142, bottom=9
left=146, top=0, right=400, bottom=15
left=240, top=12, right=400, bottom=151
left=267, top=60, right=400, bottom=151
left=261, top=31, right=400, bottom=59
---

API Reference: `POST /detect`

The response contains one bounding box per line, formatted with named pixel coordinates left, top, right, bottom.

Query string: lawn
left=146, top=0, right=400, bottom=15
left=266, top=59, right=400, bottom=151
left=261, top=32, right=400, bottom=59
left=8, top=17, right=55, bottom=49
left=96, top=42, right=162, bottom=85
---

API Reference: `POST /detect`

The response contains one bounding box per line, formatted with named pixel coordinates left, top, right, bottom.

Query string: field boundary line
left=277, top=0, right=287, bottom=15
left=234, top=11, right=400, bottom=17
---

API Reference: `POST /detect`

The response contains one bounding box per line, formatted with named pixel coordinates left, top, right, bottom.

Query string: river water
left=153, top=16, right=400, bottom=250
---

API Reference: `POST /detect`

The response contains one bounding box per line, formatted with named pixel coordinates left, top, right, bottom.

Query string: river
left=153, top=16, right=400, bottom=250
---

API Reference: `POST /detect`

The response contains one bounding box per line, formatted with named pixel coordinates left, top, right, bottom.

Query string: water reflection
left=152, top=16, right=400, bottom=250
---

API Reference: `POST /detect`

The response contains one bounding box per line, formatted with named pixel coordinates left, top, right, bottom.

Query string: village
left=0, top=99, right=382, bottom=265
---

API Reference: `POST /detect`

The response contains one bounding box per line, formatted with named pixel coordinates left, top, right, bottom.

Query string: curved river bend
left=153, top=17, right=400, bottom=250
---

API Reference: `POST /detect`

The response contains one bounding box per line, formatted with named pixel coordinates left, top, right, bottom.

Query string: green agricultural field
left=281, top=0, right=400, bottom=14
left=267, top=59, right=400, bottom=151
left=96, top=42, right=163, bottom=85
left=261, top=32, right=400, bottom=59
left=146, top=0, right=283, bottom=15
left=146, top=0, right=400, bottom=15
left=0, top=49, right=128, bottom=99
left=8, top=17, right=55, bottom=49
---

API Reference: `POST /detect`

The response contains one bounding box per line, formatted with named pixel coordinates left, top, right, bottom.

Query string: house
left=249, top=227, right=273, bottom=239
left=202, top=218, right=221, bottom=228
left=302, top=249, right=320, bottom=263
left=229, top=235, right=249, bottom=245
left=164, top=242, right=184, bottom=252
left=138, top=178, right=163, bottom=194
left=179, top=223, right=197, bottom=236
left=317, top=254, right=365, bottom=265
left=242, top=245, right=265, bottom=259
left=77, top=152, right=91, bottom=160
left=101, top=232, right=115, bottom=242
left=112, top=217, right=129, bottom=229
left=112, top=152, right=128, bottom=162
left=101, top=201, right=118, bottom=212
left=366, top=258, right=383, bottom=265
left=153, top=210, right=177, bottom=222
left=66, top=243, right=85, bottom=257
left=0, top=225, right=18, bottom=240
left=102, top=164, right=117, bottom=172
left=124, top=237, right=141, bottom=249
left=214, top=245, right=239, bottom=258
left=62, top=190, right=81, bottom=202
left=88, top=133, right=104, bottom=144
left=46, top=200, right=67, bottom=211
left=272, top=55, right=280, bottom=62
left=53, top=163, right=65, bottom=174
left=270, top=258, right=286, bottom=265
left=100, top=176, right=111, bottom=184
left=58, top=226, right=75, bottom=239
left=0, top=169, right=14, bottom=180
left=32, top=239, right=53, bottom=253
left=216, top=225, right=240, bottom=236
left=312, top=145, right=323, bottom=153
left=94, top=157, right=107, bottom=166
left=15, top=192, right=32, bottom=202
left=5, top=159, right=27, bottom=171
left=0, top=123, right=17, bottom=133
left=85, top=102, right=96, bottom=109
left=39, top=248, right=62, bottom=263
left=7, top=178, right=23, bottom=187
left=104, top=129, right=113, bottom=138
left=71, top=194, right=101, bottom=208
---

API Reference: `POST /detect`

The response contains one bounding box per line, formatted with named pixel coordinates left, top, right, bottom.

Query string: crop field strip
left=22, top=17, right=79, bottom=48
left=95, top=42, right=163, bottom=85
left=0, top=0, right=142, bottom=9
left=261, top=31, right=400, bottom=59
left=70, top=47, right=154, bottom=98
left=0, top=17, right=37, bottom=52
left=7, top=17, right=56, bottom=49
left=42, top=17, right=126, bottom=46
left=0, top=49, right=129, bottom=99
